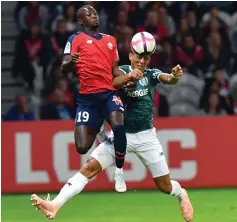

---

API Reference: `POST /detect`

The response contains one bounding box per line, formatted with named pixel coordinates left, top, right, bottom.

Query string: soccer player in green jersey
left=31, top=52, right=193, bottom=222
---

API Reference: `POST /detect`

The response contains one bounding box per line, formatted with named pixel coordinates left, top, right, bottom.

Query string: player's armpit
left=61, top=54, right=74, bottom=75
left=112, top=62, right=125, bottom=77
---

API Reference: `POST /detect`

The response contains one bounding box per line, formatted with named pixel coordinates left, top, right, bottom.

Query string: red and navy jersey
left=64, top=32, right=119, bottom=94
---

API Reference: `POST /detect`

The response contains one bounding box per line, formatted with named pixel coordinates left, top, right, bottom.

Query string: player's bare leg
left=74, top=125, right=97, bottom=154
left=109, top=111, right=127, bottom=192
left=153, top=174, right=194, bottom=221
left=31, top=158, right=102, bottom=220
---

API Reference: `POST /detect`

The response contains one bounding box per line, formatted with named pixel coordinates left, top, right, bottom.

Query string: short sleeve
left=63, top=34, right=79, bottom=55
left=151, top=69, right=163, bottom=85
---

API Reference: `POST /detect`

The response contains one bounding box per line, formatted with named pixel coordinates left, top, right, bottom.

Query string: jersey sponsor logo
left=126, top=88, right=149, bottom=97
left=107, top=42, right=113, bottom=50
left=112, top=96, right=123, bottom=106
left=86, top=40, right=93, bottom=44
left=139, top=77, right=148, bottom=86
left=64, top=42, right=71, bottom=54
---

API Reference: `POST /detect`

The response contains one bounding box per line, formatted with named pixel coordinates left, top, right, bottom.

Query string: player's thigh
left=75, top=104, right=103, bottom=130
left=74, top=125, right=97, bottom=153
left=90, top=141, right=115, bottom=170
left=135, top=136, right=169, bottom=178
left=104, top=91, right=125, bottom=127
left=75, top=105, right=103, bottom=152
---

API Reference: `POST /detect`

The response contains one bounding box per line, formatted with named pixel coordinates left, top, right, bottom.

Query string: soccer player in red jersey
left=30, top=5, right=143, bottom=218
left=61, top=5, right=142, bottom=191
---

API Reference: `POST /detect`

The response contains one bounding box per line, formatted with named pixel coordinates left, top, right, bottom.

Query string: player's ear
left=129, top=52, right=133, bottom=61
left=78, top=19, right=83, bottom=25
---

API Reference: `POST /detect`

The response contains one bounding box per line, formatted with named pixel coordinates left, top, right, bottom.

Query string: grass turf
left=2, top=189, right=237, bottom=222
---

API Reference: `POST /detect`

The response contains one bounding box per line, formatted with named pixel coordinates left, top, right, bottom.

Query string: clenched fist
left=172, top=65, right=183, bottom=78
left=129, top=68, right=143, bottom=81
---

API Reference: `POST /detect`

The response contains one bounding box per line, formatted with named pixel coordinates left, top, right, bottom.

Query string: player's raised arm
left=158, top=65, right=183, bottom=85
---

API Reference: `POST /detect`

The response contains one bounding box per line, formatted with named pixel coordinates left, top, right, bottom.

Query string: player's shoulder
left=146, top=68, right=163, bottom=74
left=67, top=31, right=82, bottom=43
left=145, top=68, right=164, bottom=80
left=119, top=65, right=131, bottom=74
left=100, top=33, right=117, bottom=42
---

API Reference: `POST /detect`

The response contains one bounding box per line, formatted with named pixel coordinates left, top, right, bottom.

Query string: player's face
left=79, top=6, right=99, bottom=27
left=129, top=53, right=151, bottom=73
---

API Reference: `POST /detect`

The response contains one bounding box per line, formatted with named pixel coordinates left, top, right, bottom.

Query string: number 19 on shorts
left=77, top=111, right=89, bottom=122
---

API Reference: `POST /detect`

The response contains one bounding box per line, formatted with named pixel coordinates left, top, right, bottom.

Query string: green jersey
left=119, top=65, right=163, bottom=133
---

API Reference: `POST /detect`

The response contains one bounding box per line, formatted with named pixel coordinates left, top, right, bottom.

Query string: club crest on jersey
left=139, top=77, right=148, bottom=86
left=112, top=96, right=123, bottom=106
left=107, top=42, right=113, bottom=50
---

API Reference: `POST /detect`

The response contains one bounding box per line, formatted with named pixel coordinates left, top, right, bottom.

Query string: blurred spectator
left=117, top=26, right=134, bottom=65
left=64, top=4, right=77, bottom=33
left=153, top=90, right=169, bottom=117
left=200, top=92, right=227, bottom=116
left=41, top=88, right=74, bottom=120
left=18, top=1, right=48, bottom=32
left=203, top=32, right=230, bottom=73
left=158, top=5, right=176, bottom=36
left=3, top=95, right=35, bottom=121
left=202, top=18, right=230, bottom=48
left=47, top=78, right=75, bottom=109
left=112, top=10, right=129, bottom=40
left=137, top=10, right=169, bottom=44
left=42, top=59, right=64, bottom=98
left=12, top=22, right=52, bottom=91
left=152, top=37, right=176, bottom=71
left=200, top=70, right=233, bottom=114
left=186, top=10, right=200, bottom=43
left=51, top=18, right=70, bottom=57
left=173, top=17, right=189, bottom=44
left=175, top=34, right=203, bottom=74
left=51, top=3, right=77, bottom=33
left=201, top=6, right=232, bottom=27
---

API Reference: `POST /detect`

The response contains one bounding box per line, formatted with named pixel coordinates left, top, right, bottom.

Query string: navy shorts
left=75, top=91, right=124, bottom=131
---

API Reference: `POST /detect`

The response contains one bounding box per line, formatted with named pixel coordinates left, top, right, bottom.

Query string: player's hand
left=126, top=80, right=136, bottom=87
left=171, top=64, right=183, bottom=79
left=72, top=53, right=80, bottom=63
left=130, top=68, right=143, bottom=81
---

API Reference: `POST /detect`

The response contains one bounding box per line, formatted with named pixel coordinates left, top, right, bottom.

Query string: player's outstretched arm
left=61, top=53, right=79, bottom=75
left=158, top=65, right=183, bottom=85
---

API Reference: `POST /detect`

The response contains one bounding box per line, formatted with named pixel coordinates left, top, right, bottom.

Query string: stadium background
left=1, top=1, right=237, bottom=222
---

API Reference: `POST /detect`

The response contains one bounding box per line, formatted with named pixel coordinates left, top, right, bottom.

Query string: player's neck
left=83, top=27, right=99, bottom=37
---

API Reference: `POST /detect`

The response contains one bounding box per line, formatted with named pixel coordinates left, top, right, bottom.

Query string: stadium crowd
left=4, top=1, right=237, bottom=121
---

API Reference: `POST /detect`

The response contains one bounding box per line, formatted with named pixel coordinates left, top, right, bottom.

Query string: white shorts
left=91, top=128, right=169, bottom=178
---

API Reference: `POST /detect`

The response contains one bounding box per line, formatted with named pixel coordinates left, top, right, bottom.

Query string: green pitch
left=2, top=189, right=237, bottom=222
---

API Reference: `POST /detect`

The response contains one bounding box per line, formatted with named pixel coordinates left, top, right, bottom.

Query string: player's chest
left=78, top=37, right=115, bottom=57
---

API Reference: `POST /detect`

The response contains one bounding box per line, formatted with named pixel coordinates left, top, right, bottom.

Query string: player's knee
left=75, top=142, right=90, bottom=155
left=156, top=180, right=172, bottom=194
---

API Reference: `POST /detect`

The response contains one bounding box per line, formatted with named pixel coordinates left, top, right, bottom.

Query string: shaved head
left=77, top=5, right=95, bottom=20
left=76, top=5, right=99, bottom=28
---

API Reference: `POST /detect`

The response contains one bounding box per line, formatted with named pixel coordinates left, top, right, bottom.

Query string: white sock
left=52, top=172, right=88, bottom=208
left=115, top=167, right=123, bottom=175
left=170, top=180, right=183, bottom=200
